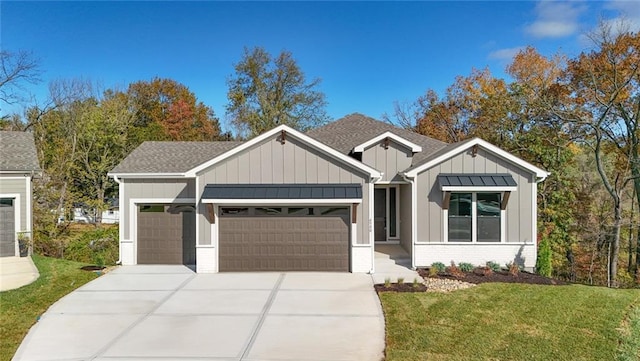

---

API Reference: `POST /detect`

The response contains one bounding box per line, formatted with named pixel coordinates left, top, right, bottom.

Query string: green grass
left=0, top=255, right=99, bottom=361
left=379, top=283, right=640, bottom=361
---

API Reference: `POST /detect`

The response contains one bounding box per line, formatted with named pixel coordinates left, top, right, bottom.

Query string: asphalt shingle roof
left=0, top=131, right=41, bottom=172
left=110, top=141, right=243, bottom=174
left=306, top=113, right=447, bottom=169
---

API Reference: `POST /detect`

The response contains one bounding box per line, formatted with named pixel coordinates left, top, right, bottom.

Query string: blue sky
left=2, top=1, right=639, bottom=131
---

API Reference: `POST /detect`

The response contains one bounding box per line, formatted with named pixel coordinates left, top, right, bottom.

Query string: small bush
left=428, top=267, right=439, bottom=277
left=486, top=261, right=501, bottom=272
left=384, top=278, right=391, bottom=288
left=507, top=262, right=520, bottom=277
left=474, top=266, right=493, bottom=276
left=397, top=277, right=405, bottom=284
left=431, top=262, right=446, bottom=273
left=447, top=261, right=465, bottom=278
left=63, top=226, right=119, bottom=265
left=536, top=236, right=552, bottom=277
left=412, top=278, right=421, bottom=288
left=458, top=262, right=474, bottom=272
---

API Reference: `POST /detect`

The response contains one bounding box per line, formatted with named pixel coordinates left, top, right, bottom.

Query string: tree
left=226, top=47, right=329, bottom=137
left=0, top=50, right=41, bottom=111
left=544, top=23, right=640, bottom=287
left=126, top=77, right=222, bottom=142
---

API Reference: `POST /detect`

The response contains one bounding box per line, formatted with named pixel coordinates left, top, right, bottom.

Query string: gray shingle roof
left=202, top=184, right=362, bottom=199
left=0, top=131, right=41, bottom=172
left=110, top=141, right=243, bottom=174
left=306, top=113, right=447, bottom=168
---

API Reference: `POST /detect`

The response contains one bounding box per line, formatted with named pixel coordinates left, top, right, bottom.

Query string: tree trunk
left=609, top=200, right=622, bottom=288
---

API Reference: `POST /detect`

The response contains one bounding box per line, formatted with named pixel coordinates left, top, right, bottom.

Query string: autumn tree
left=545, top=23, right=640, bottom=287
left=126, top=77, right=222, bottom=142
left=226, top=47, right=329, bottom=137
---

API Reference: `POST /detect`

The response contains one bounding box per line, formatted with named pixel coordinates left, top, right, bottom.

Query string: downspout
left=112, top=175, right=122, bottom=265
left=401, top=172, right=416, bottom=270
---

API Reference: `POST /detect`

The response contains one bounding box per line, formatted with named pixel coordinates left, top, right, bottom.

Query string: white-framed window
left=445, top=192, right=503, bottom=243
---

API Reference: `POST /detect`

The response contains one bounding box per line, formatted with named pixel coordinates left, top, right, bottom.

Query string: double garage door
left=137, top=205, right=350, bottom=272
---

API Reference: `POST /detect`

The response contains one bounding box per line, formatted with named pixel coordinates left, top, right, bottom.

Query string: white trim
left=0, top=193, right=21, bottom=257
left=532, top=175, right=538, bottom=246
left=352, top=131, right=423, bottom=153
left=201, top=198, right=362, bottom=205
left=368, top=182, right=375, bottom=273
left=404, top=138, right=550, bottom=179
left=195, top=176, right=201, bottom=247
left=441, top=186, right=517, bottom=192
left=444, top=192, right=505, bottom=243
left=416, top=241, right=533, bottom=245
left=373, top=180, right=409, bottom=185
left=108, top=173, right=188, bottom=178
left=0, top=176, right=30, bottom=179
left=25, top=177, right=31, bottom=234
left=129, top=198, right=197, bottom=265
left=185, top=124, right=382, bottom=178
left=411, top=176, right=417, bottom=269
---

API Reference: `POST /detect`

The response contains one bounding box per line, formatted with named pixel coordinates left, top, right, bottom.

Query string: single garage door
left=218, top=206, right=350, bottom=272
left=0, top=198, right=16, bottom=257
left=137, top=204, right=196, bottom=265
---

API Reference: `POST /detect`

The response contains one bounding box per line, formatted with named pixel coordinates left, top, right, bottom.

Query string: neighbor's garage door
left=0, top=198, right=16, bottom=257
left=218, top=206, right=350, bottom=272
left=137, top=204, right=196, bottom=265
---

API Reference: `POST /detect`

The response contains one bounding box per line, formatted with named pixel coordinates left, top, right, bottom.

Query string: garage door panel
left=219, top=215, right=349, bottom=272
left=0, top=199, right=16, bottom=257
left=137, top=205, right=195, bottom=265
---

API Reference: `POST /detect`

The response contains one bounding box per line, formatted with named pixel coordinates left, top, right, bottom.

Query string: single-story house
left=0, top=131, right=41, bottom=257
left=101, top=198, right=120, bottom=224
left=109, top=114, right=548, bottom=273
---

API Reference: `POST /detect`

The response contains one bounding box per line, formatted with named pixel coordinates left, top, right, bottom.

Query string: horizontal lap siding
left=198, top=136, right=370, bottom=245
left=416, top=148, right=534, bottom=243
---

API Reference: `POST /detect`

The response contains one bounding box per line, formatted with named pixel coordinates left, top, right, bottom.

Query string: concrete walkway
left=372, top=244, right=421, bottom=284
left=0, top=256, right=39, bottom=292
left=14, top=266, right=385, bottom=361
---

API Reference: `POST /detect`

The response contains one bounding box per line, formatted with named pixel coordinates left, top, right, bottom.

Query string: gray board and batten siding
left=0, top=177, right=27, bottom=235
left=196, top=136, right=371, bottom=245
left=361, top=139, right=413, bottom=182
left=416, top=147, right=535, bottom=243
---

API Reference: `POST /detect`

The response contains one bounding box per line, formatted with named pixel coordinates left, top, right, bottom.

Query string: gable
left=404, top=138, right=549, bottom=180
left=199, top=134, right=369, bottom=184
left=361, top=138, right=413, bottom=182
left=188, top=125, right=381, bottom=179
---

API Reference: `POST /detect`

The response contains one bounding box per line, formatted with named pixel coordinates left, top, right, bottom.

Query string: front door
left=374, top=187, right=398, bottom=242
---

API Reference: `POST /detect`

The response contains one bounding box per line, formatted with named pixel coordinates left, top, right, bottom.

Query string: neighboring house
left=0, top=131, right=41, bottom=257
left=101, top=198, right=119, bottom=224
left=109, top=114, right=548, bottom=273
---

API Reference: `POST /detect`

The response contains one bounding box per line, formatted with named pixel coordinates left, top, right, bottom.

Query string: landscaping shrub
left=458, top=262, right=474, bottom=272
left=63, top=226, right=119, bottom=265
left=536, top=236, right=552, bottom=277
left=447, top=261, right=465, bottom=278
left=507, top=262, right=520, bottom=276
left=486, top=261, right=501, bottom=272
left=431, top=262, right=446, bottom=273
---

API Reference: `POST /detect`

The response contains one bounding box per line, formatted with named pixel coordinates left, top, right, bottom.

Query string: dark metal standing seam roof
left=202, top=184, right=362, bottom=199
left=437, top=174, right=517, bottom=188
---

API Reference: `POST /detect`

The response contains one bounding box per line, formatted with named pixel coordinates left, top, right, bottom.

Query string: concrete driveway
left=13, top=266, right=385, bottom=361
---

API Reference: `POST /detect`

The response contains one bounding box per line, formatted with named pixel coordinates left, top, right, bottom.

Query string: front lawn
left=379, top=283, right=640, bottom=361
left=0, top=255, right=99, bottom=361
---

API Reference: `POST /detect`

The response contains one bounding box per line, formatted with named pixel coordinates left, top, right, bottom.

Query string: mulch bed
left=80, top=265, right=106, bottom=271
left=417, top=268, right=568, bottom=286
left=374, top=283, right=428, bottom=293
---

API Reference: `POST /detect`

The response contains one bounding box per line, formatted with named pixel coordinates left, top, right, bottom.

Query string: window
left=254, top=207, right=282, bottom=216
left=220, top=207, right=249, bottom=216
left=447, top=192, right=502, bottom=243
left=140, top=205, right=164, bottom=212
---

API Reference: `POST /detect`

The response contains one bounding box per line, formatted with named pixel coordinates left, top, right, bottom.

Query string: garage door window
left=220, top=207, right=349, bottom=218
left=140, top=205, right=164, bottom=212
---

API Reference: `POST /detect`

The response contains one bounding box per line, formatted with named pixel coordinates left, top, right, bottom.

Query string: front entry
left=374, top=186, right=398, bottom=242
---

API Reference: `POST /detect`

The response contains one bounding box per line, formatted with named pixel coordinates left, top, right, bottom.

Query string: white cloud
left=603, top=0, right=640, bottom=32
left=525, top=1, right=588, bottom=38
left=488, top=46, right=526, bottom=61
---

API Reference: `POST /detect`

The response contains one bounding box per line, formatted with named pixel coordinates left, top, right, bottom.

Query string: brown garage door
left=137, top=204, right=196, bottom=265
left=0, top=198, right=16, bottom=257
left=218, top=207, right=350, bottom=272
